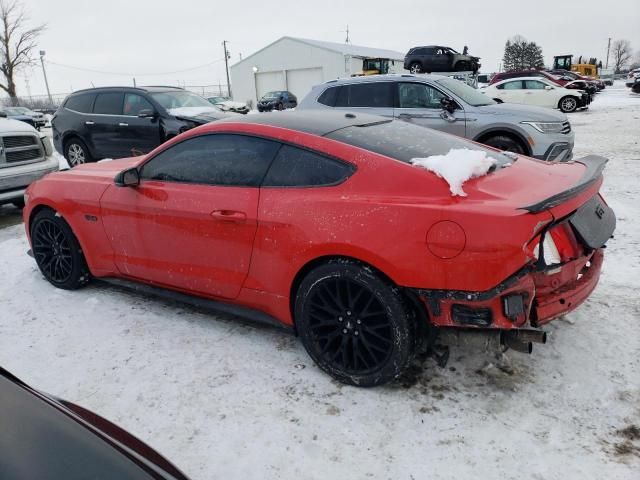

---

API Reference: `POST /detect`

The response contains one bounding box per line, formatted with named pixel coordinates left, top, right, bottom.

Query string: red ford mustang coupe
left=23, top=111, right=615, bottom=386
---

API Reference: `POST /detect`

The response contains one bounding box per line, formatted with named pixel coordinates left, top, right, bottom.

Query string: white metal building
left=230, top=36, right=407, bottom=107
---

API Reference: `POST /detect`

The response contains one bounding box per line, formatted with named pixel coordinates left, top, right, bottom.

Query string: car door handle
left=118, top=123, right=129, bottom=127
left=210, top=210, right=247, bottom=222
left=85, top=121, right=95, bottom=125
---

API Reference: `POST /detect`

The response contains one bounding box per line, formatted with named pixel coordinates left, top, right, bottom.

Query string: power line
left=43, top=58, right=226, bottom=77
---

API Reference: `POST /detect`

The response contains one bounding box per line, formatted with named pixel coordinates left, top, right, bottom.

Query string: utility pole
left=39, top=50, right=53, bottom=104
left=222, top=40, right=232, bottom=98
left=605, top=37, right=611, bottom=69
left=343, top=25, right=350, bottom=44
left=133, top=77, right=137, bottom=87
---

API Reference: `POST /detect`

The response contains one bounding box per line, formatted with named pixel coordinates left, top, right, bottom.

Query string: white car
left=0, top=117, right=58, bottom=206
left=482, top=77, right=589, bottom=113
left=207, top=96, right=249, bottom=114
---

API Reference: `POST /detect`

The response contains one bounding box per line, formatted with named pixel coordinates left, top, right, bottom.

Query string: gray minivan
left=297, top=74, right=574, bottom=161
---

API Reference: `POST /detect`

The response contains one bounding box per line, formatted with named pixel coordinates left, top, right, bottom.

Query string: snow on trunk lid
left=411, top=148, right=509, bottom=196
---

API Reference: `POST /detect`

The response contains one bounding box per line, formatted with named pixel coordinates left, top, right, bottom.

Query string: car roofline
left=68, top=86, right=185, bottom=95
left=321, top=73, right=449, bottom=86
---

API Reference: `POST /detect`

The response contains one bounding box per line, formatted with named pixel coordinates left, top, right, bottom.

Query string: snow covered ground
left=0, top=82, right=638, bottom=479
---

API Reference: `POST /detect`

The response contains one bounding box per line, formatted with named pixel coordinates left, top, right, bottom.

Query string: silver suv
left=297, top=74, right=574, bottom=161
left=0, top=118, right=58, bottom=207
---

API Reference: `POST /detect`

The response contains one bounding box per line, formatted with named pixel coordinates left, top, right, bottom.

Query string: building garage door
left=286, top=68, right=323, bottom=100
left=255, top=71, right=286, bottom=99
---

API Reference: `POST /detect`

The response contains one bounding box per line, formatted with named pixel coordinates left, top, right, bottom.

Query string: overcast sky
left=15, top=0, right=640, bottom=100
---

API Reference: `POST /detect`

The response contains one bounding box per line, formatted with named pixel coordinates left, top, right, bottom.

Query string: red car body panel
left=24, top=118, right=610, bottom=330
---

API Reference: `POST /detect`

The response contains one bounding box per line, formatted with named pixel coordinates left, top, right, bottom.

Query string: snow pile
left=167, top=106, right=221, bottom=117
left=411, top=148, right=497, bottom=196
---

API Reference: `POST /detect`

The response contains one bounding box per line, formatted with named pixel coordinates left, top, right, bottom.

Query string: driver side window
left=398, top=83, right=445, bottom=109
left=140, top=134, right=280, bottom=187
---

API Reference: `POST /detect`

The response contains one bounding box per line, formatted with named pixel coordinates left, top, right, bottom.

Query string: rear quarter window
left=262, top=145, right=354, bottom=187
left=317, top=87, right=338, bottom=106
left=64, top=93, right=95, bottom=113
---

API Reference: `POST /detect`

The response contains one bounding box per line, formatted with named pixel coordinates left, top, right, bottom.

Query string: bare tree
left=611, top=39, right=632, bottom=73
left=0, top=0, right=45, bottom=104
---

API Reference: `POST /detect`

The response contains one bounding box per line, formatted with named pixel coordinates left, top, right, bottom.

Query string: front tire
left=295, top=259, right=415, bottom=387
left=482, top=135, right=525, bottom=154
left=409, top=62, right=422, bottom=74
left=64, top=138, right=92, bottom=167
left=559, top=96, right=578, bottom=113
left=30, top=209, right=90, bottom=290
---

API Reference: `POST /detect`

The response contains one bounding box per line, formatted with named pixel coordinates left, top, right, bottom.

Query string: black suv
left=257, top=91, right=297, bottom=112
left=404, top=46, right=480, bottom=74
left=52, top=86, right=230, bottom=166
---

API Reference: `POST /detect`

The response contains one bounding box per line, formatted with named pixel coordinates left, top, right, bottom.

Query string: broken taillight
left=529, top=222, right=582, bottom=266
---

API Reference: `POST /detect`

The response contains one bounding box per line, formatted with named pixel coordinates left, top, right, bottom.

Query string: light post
left=39, top=50, right=53, bottom=104
left=252, top=66, right=259, bottom=108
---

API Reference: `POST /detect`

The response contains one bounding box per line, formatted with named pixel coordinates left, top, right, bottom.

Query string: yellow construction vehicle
left=553, top=55, right=600, bottom=78
left=352, top=58, right=395, bottom=76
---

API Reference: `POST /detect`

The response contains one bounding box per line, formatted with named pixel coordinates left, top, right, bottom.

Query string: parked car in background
left=484, top=77, right=589, bottom=113
left=549, top=69, right=603, bottom=90
left=23, top=111, right=615, bottom=386
left=52, top=86, right=231, bottom=166
left=629, top=77, right=640, bottom=94
left=626, top=69, right=640, bottom=88
left=564, top=79, right=597, bottom=99
left=0, top=116, right=57, bottom=207
left=0, top=106, right=47, bottom=130
left=489, top=70, right=570, bottom=86
left=0, top=367, right=190, bottom=480
left=257, top=91, right=297, bottom=111
left=404, top=46, right=480, bottom=74
left=207, top=95, right=250, bottom=114
left=298, top=74, right=575, bottom=161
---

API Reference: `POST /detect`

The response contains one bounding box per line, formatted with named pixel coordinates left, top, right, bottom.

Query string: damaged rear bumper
left=413, top=248, right=604, bottom=329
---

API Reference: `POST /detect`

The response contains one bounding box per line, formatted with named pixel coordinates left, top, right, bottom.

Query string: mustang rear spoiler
left=521, top=155, right=608, bottom=213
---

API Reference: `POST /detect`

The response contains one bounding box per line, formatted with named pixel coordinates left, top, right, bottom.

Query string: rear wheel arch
left=475, top=129, right=531, bottom=156
left=289, top=255, right=406, bottom=327
left=63, top=133, right=94, bottom=161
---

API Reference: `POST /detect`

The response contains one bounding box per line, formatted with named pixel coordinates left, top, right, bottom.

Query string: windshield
left=150, top=91, right=214, bottom=109
left=326, top=119, right=513, bottom=168
left=263, top=92, right=282, bottom=99
left=435, top=78, right=495, bottom=106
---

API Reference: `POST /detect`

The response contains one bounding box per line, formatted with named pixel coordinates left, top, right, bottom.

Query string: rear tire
left=295, top=259, right=415, bottom=387
left=64, top=138, right=92, bottom=167
left=482, top=134, right=525, bottom=154
left=559, top=96, right=578, bottom=113
left=409, top=62, right=422, bottom=74
left=30, top=209, right=90, bottom=290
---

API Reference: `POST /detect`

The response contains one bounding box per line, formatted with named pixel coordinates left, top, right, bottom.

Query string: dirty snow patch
left=411, top=148, right=498, bottom=196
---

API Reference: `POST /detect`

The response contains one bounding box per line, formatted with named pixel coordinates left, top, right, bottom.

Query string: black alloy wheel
left=409, top=62, right=422, bottom=74
left=31, top=209, right=90, bottom=290
left=295, top=260, right=415, bottom=387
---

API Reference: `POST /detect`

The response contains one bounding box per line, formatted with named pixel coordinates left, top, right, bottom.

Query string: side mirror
left=440, top=97, right=456, bottom=114
left=544, top=85, right=553, bottom=90
left=114, top=167, right=140, bottom=187
left=138, top=109, right=156, bottom=118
